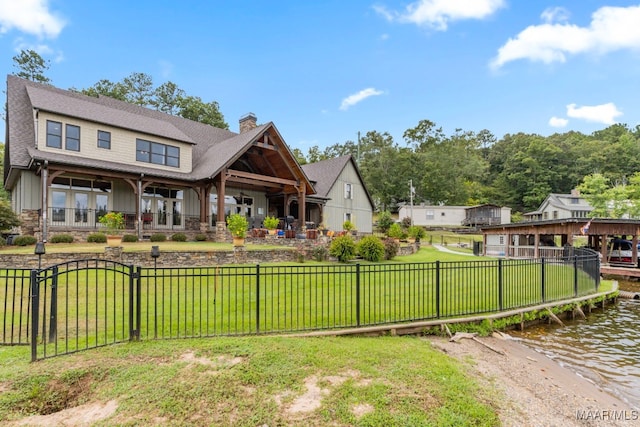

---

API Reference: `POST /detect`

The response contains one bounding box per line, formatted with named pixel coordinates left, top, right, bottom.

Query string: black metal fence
left=0, top=251, right=601, bottom=361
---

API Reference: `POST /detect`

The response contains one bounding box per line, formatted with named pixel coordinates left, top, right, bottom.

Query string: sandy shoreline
left=427, top=334, right=638, bottom=427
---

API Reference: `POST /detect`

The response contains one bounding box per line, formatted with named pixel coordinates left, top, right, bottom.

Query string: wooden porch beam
left=226, top=176, right=283, bottom=189
left=226, top=169, right=298, bottom=187
left=252, top=141, right=278, bottom=151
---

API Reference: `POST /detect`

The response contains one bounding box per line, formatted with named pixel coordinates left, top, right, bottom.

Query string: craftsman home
left=4, top=75, right=369, bottom=240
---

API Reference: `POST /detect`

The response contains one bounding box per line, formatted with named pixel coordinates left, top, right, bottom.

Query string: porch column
left=505, top=233, right=511, bottom=258
left=534, top=233, right=540, bottom=259
left=216, top=173, right=226, bottom=225
left=298, top=183, right=306, bottom=231
left=601, top=234, right=608, bottom=262
left=633, top=235, right=638, bottom=266
left=41, top=164, right=48, bottom=242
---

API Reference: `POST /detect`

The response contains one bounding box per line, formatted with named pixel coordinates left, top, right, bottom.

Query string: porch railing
left=45, top=208, right=201, bottom=231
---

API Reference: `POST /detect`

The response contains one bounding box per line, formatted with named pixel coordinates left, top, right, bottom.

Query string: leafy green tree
left=577, top=173, right=610, bottom=217
left=12, top=49, right=51, bottom=83
left=77, top=79, right=128, bottom=101
left=151, top=81, right=185, bottom=115
left=291, top=148, right=307, bottom=165
left=177, top=95, right=228, bottom=129
left=0, top=199, right=20, bottom=230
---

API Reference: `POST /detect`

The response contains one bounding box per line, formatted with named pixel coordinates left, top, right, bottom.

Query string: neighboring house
left=301, top=155, right=374, bottom=233
left=398, top=205, right=467, bottom=227
left=4, top=75, right=369, bottom=240
left=398, top=203, right=510, bottom=228
left=523, top=191, right=593, bottom=221
left=462, top=204, right=511, bottom=228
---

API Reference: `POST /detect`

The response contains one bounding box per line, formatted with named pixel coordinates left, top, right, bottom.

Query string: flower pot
left=107, top=235, right=122, bottom=247
left=233, top=237, right=245, bottom=247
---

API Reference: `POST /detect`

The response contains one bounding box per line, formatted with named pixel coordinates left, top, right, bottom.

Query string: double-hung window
left=46, top=121, right=62, bottom=148
left=65, top=124, right=80, bottom=151
left=98, top=130, right=111, bottom=149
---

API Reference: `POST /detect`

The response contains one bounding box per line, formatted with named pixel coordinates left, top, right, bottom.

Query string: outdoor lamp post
left=151, top=245, right=160, bottom=269
left=34, top=241, right=46, bottom=269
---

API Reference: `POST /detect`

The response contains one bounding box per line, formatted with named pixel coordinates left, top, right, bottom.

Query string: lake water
left=511, top=296, right=640, bottom=410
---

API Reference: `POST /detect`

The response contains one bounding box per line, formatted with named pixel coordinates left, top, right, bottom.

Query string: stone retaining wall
left=0, top=241, right=417, bottom=269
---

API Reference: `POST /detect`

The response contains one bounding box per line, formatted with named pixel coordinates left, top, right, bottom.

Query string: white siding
left=13, top=171, right=41, bottom=211
left=37, top=112, right=193, bottom=174
left=399, top=205, right=467, bottom=227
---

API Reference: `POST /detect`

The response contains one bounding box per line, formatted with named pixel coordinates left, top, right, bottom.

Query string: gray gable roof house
left=301, top=155, right=374, bottom=233
left=523, top=190, right=593, bottom=221
left=4, top=75, right=372, bottom=240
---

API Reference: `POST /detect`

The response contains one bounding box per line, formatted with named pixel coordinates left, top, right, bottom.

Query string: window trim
left=65, top=124, right=80, bottom=152
left=97, top=130, right=111, bottom=149
left=46, top=120, right=62, bottom=149
left=136, top=138, right=180, bottom=168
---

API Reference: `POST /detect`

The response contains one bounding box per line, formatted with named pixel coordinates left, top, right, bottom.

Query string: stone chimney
left=239, top=113, right=257, bottom=133
left=570, top=188, right=580, bottom=196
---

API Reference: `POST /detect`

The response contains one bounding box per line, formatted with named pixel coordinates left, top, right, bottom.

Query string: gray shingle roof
left=301, top=154, right=374, bottom=208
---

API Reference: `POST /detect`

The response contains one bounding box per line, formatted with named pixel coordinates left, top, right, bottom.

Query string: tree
left=577, top=173, right=610, bottom=217
left=12, top=49, right=51, bottom=83
left=77, top=79, right=129, bottom=101
left=122, top=72, right=154, bottom=106
left=151, top=81, right=185, bottom=115
left=177, top=95, right=228, bottom=129
left=0, top=199, right=20, bottom=230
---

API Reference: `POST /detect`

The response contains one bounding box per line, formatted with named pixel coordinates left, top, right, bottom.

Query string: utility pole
left=409, top=180, right=414, bottom=226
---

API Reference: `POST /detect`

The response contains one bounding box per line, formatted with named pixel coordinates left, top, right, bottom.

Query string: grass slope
left=0, top=336, right=500, bottom=426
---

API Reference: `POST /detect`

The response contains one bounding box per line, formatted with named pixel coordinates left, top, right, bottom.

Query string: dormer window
left=46, top=120, right=62, bottom=148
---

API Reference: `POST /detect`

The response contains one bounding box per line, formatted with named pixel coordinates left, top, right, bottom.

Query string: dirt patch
left=279, top=370, right=364, bottom=417
left=352, top=403, right=374, bottom=419
left=178, top=351, right=244, bottom=371
left=426, top=333, right=631, bottom=427
left=10, top=400, right=118, bottom=426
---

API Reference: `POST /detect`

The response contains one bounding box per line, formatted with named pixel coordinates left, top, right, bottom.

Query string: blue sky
left=2, top=1, right=640, bottom=151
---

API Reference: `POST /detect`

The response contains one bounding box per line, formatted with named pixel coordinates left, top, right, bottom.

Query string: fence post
left=136, top=266, right=141, bottom=340
left=48, top=269, right=58, bottom=343
left=256, top=264, right=260, bottom=334
left=356, top=263, right=361, bottom=327
left=128, top=265, right=135, bottom=341
left=573, top=256, right=578, bottom=297
left=435, top=261, right=440, bottom=318
left=30, top=269, right=39, bottom=362
left=498, top=259, right=503, bottom=311
left=541, top=258, right=546, bottom=303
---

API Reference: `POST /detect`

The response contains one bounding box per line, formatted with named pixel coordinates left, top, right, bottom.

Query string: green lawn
left=0, top=336, right=502, bottom=426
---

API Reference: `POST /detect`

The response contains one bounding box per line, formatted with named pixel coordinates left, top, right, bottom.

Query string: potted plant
left=343, top=220, right=356, bottom=235
left=387, top=222, right=404, bottom=242
left=407, top=225, right=426, bottom=243
left=99, top=211, right=125, bottom=247
left=263, top=216, right=280, bottom=235
left=227, top=213, right=249, bottom=246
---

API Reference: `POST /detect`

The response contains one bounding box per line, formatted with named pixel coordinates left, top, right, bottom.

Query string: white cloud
left=491, top=5, right=640, bottom=69
left=0, top=0, right=66, bottom=38
left=374, top=0, right=505, bottom=31
left=566, top=102, right=622, bottom=125
left=548, top=116, right=568, bottom=128
left=339, top=88, right=384, bottom=111
left=541, top=7, right=570, bottom=24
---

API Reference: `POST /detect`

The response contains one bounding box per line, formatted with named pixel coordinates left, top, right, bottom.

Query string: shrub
left=387, top=223, right=404, bottom=239
left=195, top=234, right=207, bottom=241
left=311, top=245, right=329, bottom=262
left=342, top=220, right=356, bottom=232
left=383, top=238, right=400, bottom=260
left=357, top=236, right=385, bottom=262
left=13, top=235, right=37, bottom=246
left=294, top=246, right=307, bottom=263
left=87, top=233, right=107, bottom=243
left=171, top=233, right=187, bottom=242
left=50, top=234, right=74, bottom=243
left=0, top=236, right=6, bottom=246
left=407, top=225, right=426, bottom=240
left=376, top=211, right=394, bottom=234
left=150, top=233, right=167, bottom=242
left=329, top=235, right=357, bottom=263
left=400, top=216, right=412, bottom=229
left=122, top=234, right=138, bottom=243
